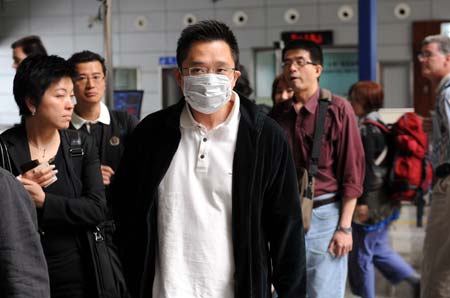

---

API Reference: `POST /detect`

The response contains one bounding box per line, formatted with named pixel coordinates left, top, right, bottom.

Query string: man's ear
left=230, top=70, right=241, bottom=89
left=102, top=71, right=107, bottom=91
left=173, top=68, right=183, bottom=88
left=445, top=53, right=450, bottom=66
left=315, top=64, right=323, bottom=78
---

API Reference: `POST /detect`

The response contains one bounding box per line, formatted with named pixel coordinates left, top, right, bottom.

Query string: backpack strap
left=362, top=120, right=389, bottom=166
left=304, top=89, right=331, bottom=199
left=63, top=130, right=85, bottom=178
left=363, top=119, right=389, bottom=133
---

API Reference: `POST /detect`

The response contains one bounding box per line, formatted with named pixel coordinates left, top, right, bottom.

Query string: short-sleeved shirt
left=270, top=88, right=365, bottom=199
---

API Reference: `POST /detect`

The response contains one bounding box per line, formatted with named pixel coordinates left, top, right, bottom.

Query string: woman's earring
left=31, top=108, right=36, bottom=116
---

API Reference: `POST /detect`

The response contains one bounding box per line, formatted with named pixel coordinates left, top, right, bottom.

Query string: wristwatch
left=336, top=226, right=352, bottom=234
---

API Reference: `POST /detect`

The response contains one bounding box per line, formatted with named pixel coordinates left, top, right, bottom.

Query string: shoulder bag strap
left=304, top=89, right=331, bottom=199
left=0, top=136, right=12, bottom=172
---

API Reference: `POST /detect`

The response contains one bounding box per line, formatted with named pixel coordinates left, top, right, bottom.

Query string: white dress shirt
left=153, top=93, right=240, bottom=298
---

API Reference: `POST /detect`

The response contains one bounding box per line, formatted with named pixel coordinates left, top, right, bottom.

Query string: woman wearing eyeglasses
left=1, top=55, right=107, bottom=298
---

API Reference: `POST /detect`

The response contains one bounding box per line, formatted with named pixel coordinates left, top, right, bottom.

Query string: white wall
left=0, top=0, right=449, bottom=126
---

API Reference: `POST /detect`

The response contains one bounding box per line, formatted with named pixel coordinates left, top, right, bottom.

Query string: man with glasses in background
left=68, top=51, right=138, bottom=211
left=112, top=20, right=306, bottom=298
left=419, top=35, right=450, bottom=298
left=271, top=39, right=365, bottom=298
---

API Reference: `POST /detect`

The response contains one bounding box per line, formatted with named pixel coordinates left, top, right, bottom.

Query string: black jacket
left=1, top=126, right=107, bottom=231
left=357, top=117, right=400, bottom=225
left=70, top=110, right=138, bottom=173
left=112, top=97, right=306, bottom=298
left=70, top=110, right=138, bottom=209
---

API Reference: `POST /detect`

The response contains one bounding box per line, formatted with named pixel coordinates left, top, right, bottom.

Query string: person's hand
left=17, top=176, right=46, bottom=208
left=22, top=162, right=57, bottom=188
left=355, top=204, right=369, bottom=223
left=328, top=230, right=353, bottom=258
left=101, top=165, right=115, bottom=185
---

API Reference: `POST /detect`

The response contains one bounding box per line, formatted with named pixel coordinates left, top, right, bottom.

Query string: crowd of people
left=1, top=19, right=450, bottom=298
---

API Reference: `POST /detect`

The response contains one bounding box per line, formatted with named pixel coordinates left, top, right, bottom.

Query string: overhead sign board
left=281, top=30, right=334, bottom=45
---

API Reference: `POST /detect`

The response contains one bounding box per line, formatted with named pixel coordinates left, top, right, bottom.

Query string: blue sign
left=159, top=56, right=177, bottom=66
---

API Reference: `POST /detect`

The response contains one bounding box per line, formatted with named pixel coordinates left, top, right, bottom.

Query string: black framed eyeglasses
left=281, top=58, right=317, bottom=68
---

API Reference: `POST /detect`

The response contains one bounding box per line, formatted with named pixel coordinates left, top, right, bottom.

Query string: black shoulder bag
left=65, top=130, right=130, bottom=298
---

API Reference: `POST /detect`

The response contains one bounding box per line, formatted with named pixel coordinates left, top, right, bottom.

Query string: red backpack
left=364, top=112, right=433, bottom=202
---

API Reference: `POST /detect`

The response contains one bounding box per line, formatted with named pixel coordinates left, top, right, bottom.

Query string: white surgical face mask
left=183, top=74, right=232, bottom=114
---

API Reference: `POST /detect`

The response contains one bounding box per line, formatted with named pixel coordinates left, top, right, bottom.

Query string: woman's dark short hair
left=348, top=81, right=384, bottom=114
left=68, top=50, right=107, bottom=75
left=176, top=20, right=239, bottom=69
left=11, top=35, right=48, bottom=56
left=282, top=39, right=323, bottom=66
left=13, top=55, right=75, bottom=117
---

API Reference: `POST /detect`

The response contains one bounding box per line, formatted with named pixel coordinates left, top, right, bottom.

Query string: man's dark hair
left=11, top=35, right=48, bottom=56
left=68, top=50, right=107, bottom=75
left=13, top=55, right=75, bottom=117
left=282, top=39, right=324, bottom=66
left=176, top=20, right=239, bottom=69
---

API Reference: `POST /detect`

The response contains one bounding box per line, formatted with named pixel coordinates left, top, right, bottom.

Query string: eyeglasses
left=417, top=51, right=443, bottom=61
left=75, top=74, right=104, bottom=85
left=281, top=58, right=317, bottom=68
left=182, top=66, right=236, bottom=76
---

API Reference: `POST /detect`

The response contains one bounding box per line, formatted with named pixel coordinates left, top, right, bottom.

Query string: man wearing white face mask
left=112, top=20, right=306, bottom=298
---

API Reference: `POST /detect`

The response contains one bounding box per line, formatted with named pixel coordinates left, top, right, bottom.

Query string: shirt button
left=200, top=154, right=205, bottom=159
left=203, top=138, right=207, bottom=142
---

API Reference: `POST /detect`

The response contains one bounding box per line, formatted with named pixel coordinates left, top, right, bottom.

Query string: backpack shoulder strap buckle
left=66, top=130, right=85, bottom=157
left=69, top=147, right=84, bottom=157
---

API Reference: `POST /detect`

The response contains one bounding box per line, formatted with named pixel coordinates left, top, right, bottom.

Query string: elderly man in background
left=419, top=34, right=450, bottom=298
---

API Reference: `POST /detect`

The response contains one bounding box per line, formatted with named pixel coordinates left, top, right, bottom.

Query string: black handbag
left=64, top=130, right=129, bottom=297
left=0, top=136, right=12, bottom=172
left=86, top=220, right=130, bottom=298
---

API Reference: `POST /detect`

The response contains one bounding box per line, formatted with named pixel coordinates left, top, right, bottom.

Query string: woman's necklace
left=29, top=137, right=57, bottom=159
left=29, top=142, right=48, bottom=159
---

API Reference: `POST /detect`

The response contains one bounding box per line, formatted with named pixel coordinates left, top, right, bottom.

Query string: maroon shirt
left=271, top=88, right=365, bottom=199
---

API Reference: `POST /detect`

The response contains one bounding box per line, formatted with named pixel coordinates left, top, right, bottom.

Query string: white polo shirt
left=153, top=93, right=240, bottom=298
left=70, top=101, right=110, bottom=132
